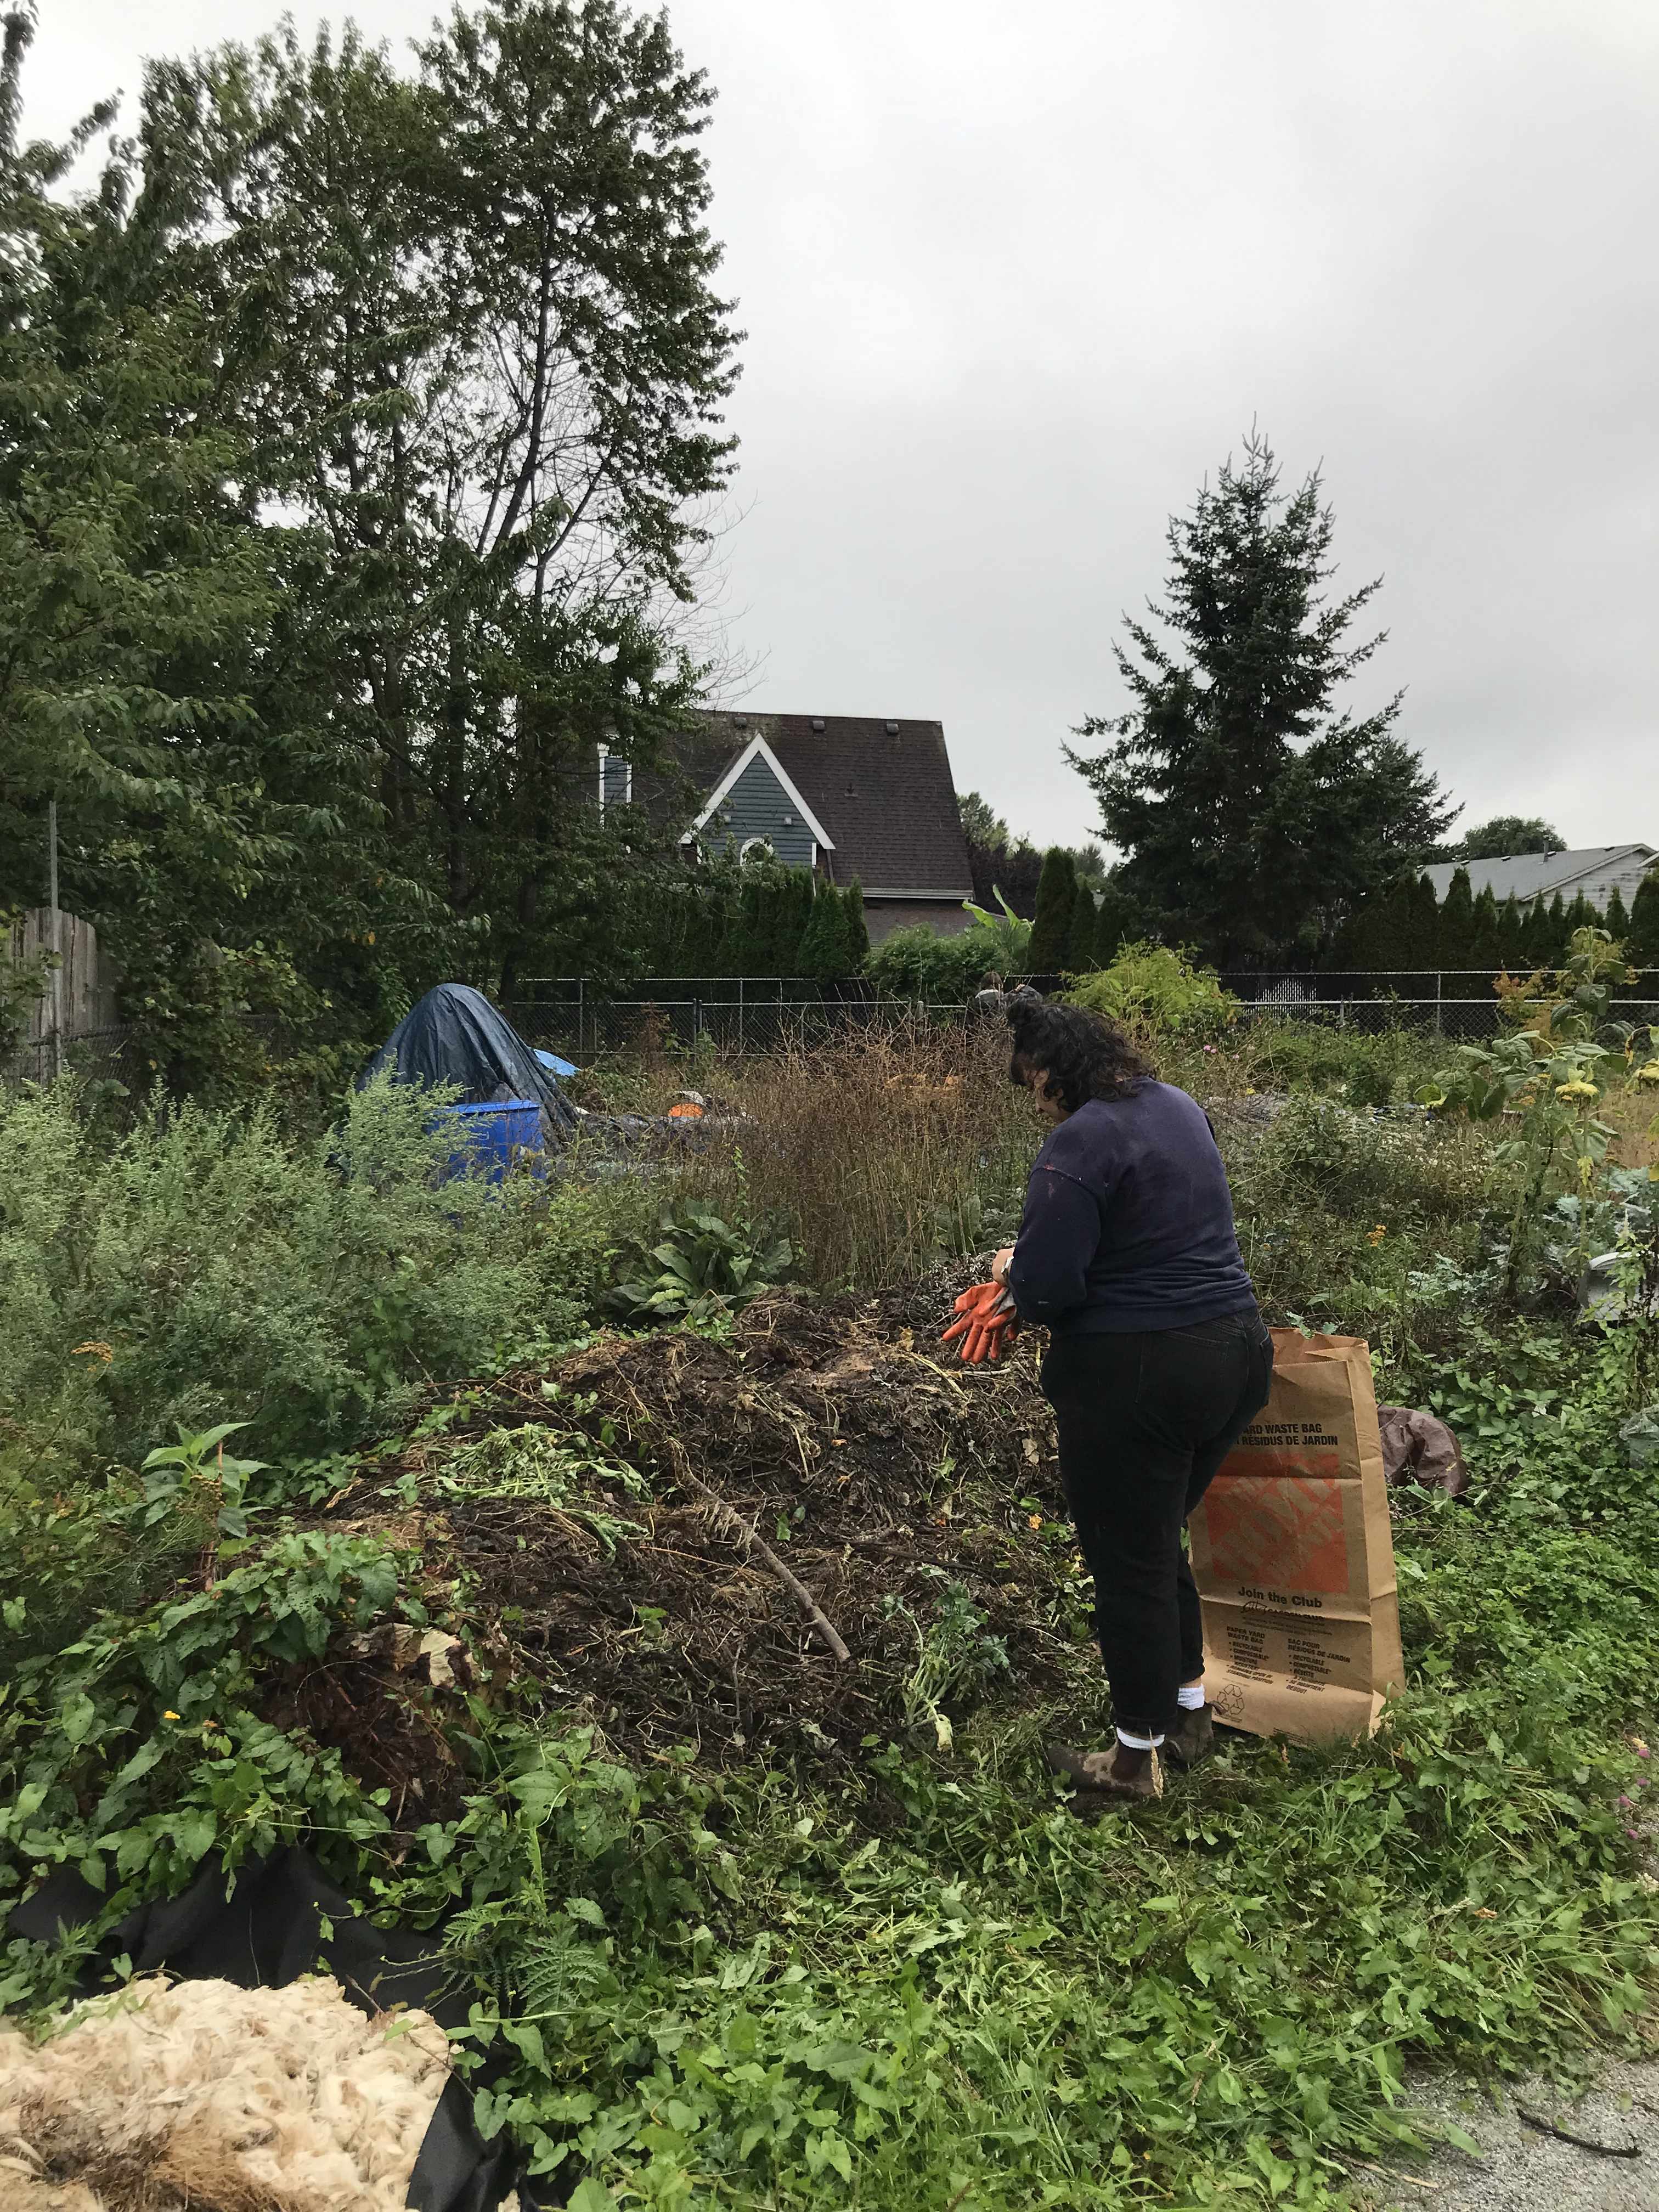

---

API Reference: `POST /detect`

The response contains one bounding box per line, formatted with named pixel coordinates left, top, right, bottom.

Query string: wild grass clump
left=681, top=1017, right=1037, bottom=1290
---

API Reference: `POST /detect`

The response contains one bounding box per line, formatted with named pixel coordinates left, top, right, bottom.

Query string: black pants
left=1041, top=1311, right=1274, bottom=1740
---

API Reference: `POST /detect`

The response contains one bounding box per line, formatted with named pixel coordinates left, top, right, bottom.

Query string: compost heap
left=0, top=1974, right=495, bottom=2212
left=308, top=1277, right=1082, bottom=1788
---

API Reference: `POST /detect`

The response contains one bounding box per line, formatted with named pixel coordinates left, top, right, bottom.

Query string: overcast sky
left=29, top=0, right=1659, bottom=854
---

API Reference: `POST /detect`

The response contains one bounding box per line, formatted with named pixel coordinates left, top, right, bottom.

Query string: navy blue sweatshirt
left=1007, top=1081, right=1256, bottom=1334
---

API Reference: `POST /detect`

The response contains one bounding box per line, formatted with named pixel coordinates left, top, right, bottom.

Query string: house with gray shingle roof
left=1423, top=844, right=1656, bottom=910
left=667, top=711, right=975, bottom=942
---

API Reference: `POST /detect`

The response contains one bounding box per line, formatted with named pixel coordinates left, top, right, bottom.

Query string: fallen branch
left=679, top=1467, right=852, bottom=1663
left=1517, top=2107, right=1640, bottom=2158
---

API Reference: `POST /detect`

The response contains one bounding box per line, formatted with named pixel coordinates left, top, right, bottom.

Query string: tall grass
left=682, top=1016, right=1039, bottom=1290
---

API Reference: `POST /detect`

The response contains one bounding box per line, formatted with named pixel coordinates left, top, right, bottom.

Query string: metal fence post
left=1435, top=972, right=1442, bottom=1037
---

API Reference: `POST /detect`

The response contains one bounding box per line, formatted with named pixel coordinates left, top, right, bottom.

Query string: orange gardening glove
left=940, top=1280, right=1018, bottom=1364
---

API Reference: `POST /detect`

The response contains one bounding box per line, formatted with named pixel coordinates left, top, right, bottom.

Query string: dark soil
left=300, top=1281, right=1091, bottom=1779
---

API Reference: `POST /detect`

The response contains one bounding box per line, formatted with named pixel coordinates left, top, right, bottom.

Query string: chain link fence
left=1212, top=969, right=1659, bottom=1042
left=8, top=971, right=1658, bottom=1092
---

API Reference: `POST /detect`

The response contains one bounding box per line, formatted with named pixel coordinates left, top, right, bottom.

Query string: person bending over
left=991, top=999, right=1271, bottom=1800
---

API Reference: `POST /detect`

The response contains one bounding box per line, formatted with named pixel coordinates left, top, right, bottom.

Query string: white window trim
left=597, top=743, right=634, bottom=815
left=738, top=836, right=774, bottom=863
left=680, top=734, right=835, bottom=852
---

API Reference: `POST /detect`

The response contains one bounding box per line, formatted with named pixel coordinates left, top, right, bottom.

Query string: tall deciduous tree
left=131, top=0, right=742, bottom=989
left=1457, top=816, right=1565, bottom=860
left=1069, top=432, right=1455, bottom=965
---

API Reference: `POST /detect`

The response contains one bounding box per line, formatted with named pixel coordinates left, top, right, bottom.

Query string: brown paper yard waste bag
left=1187, top=1329, right=1403, bottom=1743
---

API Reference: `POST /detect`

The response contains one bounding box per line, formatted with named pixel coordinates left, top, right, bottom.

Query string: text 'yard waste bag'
left=357, top=983, right=576, bottom=1143
left=1187, top=1329, right=1403, bottom=1743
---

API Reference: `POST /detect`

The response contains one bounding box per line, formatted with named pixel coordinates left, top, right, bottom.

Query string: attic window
left=810, top=717, right=825, bottom=731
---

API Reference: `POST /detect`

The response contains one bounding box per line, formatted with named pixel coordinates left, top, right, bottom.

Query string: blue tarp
left=358, top=984, right=578, bottom=1142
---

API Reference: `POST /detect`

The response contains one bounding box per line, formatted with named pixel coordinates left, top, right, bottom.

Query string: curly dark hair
left=1007, top=998, right=1150, bottom=1112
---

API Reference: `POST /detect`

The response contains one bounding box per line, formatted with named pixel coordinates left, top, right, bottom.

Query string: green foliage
left=1062, top=881, right=1098, bottom=974
left=1244, top=1022, right=1444, bottom=1110
left=0, top=1075, right=640, bottom=1475
left=139, top=1421, right=268, bottom=1558
left=1630, top=871, right=1659, bottom=964
left=1070, top=428, right=1454, bottom=965
left=839, top=882, right=871, bottom=972
left=606, top=1197, right=793, bottom=1324
left=864, top=894, right=1032, bottom=1001
left=1024, top=847, right=1076, bottom=974
left=796, top=883, right=847, bottom=981
left=1418, top=930, right=1629, bottom=1296
left=0, top=1532, right=409, bottom=1939
left=1065, top=941, right=1237, bottom=1039
left=1456, top=816, right=1565, bottom=860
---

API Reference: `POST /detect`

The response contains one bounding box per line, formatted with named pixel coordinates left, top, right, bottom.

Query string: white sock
left=1115, top=1728, right=1165, bottom=1751
left=1177, top=1684, right=1206, bottom=1711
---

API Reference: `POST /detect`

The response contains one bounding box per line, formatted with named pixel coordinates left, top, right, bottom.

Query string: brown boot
left=1044, top=1740, right=1164, bottom=1800
left=1164, top=1703, right=1215, bottom=1771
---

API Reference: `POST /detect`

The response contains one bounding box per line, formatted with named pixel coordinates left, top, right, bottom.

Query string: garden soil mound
left=317, top=1280, right=1080, bottom=1774
left=0, top=1973, right=487, bottom=2212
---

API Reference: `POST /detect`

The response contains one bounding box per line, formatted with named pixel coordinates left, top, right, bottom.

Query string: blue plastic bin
left=439, top=1099, right=544, bottom=1184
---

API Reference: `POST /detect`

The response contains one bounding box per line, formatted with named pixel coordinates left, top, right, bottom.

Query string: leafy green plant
left=1065, top=940, right=1237, bottom=1039
left=863, top=891, right=1032, bottom=1000
left=1420, top=1025, right=1616, bottom=1300
left=140, top=1420, right=268, bottom=1559
left=606, top=1200, right=793, bottom=1324
left=0, top=1533, right=414, bottom=1944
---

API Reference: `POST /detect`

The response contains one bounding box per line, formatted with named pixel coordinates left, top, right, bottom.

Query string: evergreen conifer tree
left=1409, top=875, right=1442, bottom=969
left=1564, top=891, right=1595, bottom=944
left=1469, top=886, right=1505, bottom=975
left=1093, top=878, right=1139, bottom=969
left=773, top=869, right=814, bottom=975
left=1437, top=867, right=1475, bottom=968
left=1495, top=895, right=1524, bottom=972
left=1628, top=871, right=1659, bottom=966
left=1065, top=885, right=1099, bottom=973
left=797, top=881, right=843, bottom=980
left=1519, top=900, right=1549, bottom=966
left=1604, top=884, right=1630, bottom=945
left=1026, top=848, right=1077, bottom=975
left=1068, top=431, right=1452, bottom=962
left=840, top=882, right=870, bottom=972
left=1544, top=893, right=1569, bottom=961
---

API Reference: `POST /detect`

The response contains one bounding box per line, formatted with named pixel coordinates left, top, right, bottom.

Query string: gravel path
left=1353, top=2062, right=1659, bottom=2211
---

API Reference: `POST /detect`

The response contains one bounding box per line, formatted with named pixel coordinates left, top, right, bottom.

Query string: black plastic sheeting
left=359, top=984, right=577, bottom=1143
left=10, top=1849, right=543, bottom=2212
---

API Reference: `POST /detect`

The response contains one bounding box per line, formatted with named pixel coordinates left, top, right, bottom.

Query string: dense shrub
left=864, top=903, right=1031, bottom=1002
left=0, top=1077, right=650, bottom=1475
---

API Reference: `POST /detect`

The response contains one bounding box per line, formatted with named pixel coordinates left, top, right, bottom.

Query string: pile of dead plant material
left=0, top=1974, right=470, bottom=2212
left=315, top=1284, right=1087, bottom=1772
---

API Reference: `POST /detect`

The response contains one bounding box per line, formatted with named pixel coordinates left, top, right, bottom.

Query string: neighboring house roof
left=1423, top=844, right=1656, bottom=906
left=677, top=712, right=973, bottom=900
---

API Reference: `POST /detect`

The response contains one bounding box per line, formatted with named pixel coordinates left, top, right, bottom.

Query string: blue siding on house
left=599, top=751, right=632, bottom=811
left=702, top=753, right=817, bottom=867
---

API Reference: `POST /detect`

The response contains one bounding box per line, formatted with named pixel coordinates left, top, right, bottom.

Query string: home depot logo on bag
left=1187, top=1330, right=1403, bottom=1744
